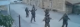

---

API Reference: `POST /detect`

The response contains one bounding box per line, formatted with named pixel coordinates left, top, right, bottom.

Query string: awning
left=0, top=1, right=10, bottom=6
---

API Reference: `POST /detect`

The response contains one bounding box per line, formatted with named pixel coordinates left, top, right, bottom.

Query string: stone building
left=65, top=1, right=73, bottom=14
left=72, top=2, right=80, bottom=14
left=22, top=0, right=73, bottom=14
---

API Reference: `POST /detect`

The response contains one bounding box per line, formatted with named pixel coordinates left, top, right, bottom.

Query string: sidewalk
left=10, top=8, right=31, bottom=27
left=10, top=4, right=80, bottom=27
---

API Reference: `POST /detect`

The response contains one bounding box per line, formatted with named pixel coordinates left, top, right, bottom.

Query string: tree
left=0, top=13, right=14, bottom=27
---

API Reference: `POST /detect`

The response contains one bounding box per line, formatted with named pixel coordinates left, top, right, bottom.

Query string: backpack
left=63, top=15, right=68, bottom=21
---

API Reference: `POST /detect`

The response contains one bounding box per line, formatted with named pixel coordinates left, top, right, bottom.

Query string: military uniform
left=25, top=7, right=29, bottom=17
left=43, top=15, right=51, bottom=27
left=31, top=5, right=37, bottom=23
left=44, top=9, right=49, bottom=16
left=59, top=14, right=70, bottom=27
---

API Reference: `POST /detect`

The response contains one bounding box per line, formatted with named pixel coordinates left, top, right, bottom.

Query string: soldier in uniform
left=30, top=5, right=37, bottom=23
left=25, top=7, right=29, bottom=17
left=59, top=13, right=70, bottom=27
left=44, top=9, right=50, bottom=16
left=43, top=14, right=52, bottom=27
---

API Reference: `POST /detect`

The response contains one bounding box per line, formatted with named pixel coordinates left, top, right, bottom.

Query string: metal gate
left=72, top=4, right=80, bottom=15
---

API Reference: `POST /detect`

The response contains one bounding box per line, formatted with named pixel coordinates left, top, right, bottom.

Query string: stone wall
left=22, top=0, right=31, bottom=5
left=41, top=0, right=66, bottom=13
left=22, top=0, right=73, bottom=14
left=66, top=6, right=72, bottom=14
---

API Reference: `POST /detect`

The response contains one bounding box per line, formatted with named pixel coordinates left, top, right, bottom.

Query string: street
left=10, top=4, right=80, bottom=27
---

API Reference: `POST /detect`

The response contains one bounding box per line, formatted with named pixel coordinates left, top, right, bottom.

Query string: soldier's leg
left=45, top=13, right=46, bottom=16
left=27, top=13, right=28, bottom=17
left=45, top=13, right=48, bottom=16
left=26, top=12, right=27, bottom=17
left=34, top=15, right=36, bottom=22
left=27, top=12, right=29, bottom=17
left=26, top=12, right=29, bottom=17
left=66, top=22, right=68, bottom=27
left=62, top=24, right=64, bottom=27
left=62, top=22, right=65, bottom=27
left=45, top=23, right=47, bottom=27
left=31, top=15, right=33, bottom=23
left=47, top=23, right=50, bottom=27
left=31, top=18, right=33, bottom=23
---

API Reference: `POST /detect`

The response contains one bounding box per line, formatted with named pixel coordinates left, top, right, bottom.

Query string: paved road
left=10, top=4, right=80, bottom=27
left=10, top=9, right=31, bottom=27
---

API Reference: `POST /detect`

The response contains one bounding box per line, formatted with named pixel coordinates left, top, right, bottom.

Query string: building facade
left=0, top=0, right=10, bottom=15
left=65, top=1, right=73, bottom=14
left=22, top=0, right=72, bottom=14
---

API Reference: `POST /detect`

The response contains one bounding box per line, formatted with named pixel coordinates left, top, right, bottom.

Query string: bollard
left=19, top=15, right=21, bottom=27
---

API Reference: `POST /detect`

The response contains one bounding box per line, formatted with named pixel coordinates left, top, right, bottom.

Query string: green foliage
left=0, top=13, right=14, bottom=27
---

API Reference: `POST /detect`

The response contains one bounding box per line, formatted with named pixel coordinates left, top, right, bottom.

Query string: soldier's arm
left=50, top=18, right=52, bottom=19
left=29, top=10, right=32, bottom=12
left=43, top=17, right=46, bottom=21
left=59, top=18, right=62, bottom=21
left=43, top=19, right=45, bottom=21
left=49, top=17, right=52, bottom=20
left=44, top=10, right=46, bottom=12
left=25, top=9, right=26, bottom=11
left=59, top=17, right=63, bottom=21
left=68, top=17, right=70, bottom=20
left=59, top=14, right=65, bottom=21
left=35, top=9, right=37, bottom=11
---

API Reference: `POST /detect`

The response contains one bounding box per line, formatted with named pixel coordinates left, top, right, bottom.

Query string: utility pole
left=19, top=15, right=21, bottom=27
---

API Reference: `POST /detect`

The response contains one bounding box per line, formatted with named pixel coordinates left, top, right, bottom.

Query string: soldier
left=25, top=7, right=29, bottom=17
left=59, top=13, right=70, bottom=27
left=43, top=14, right=52, bottom=27
left=44, top=9, right=50, bottom=16
left=32, top=5, right=37, bottom=12
left=30, top=5, right=37, bottom=23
